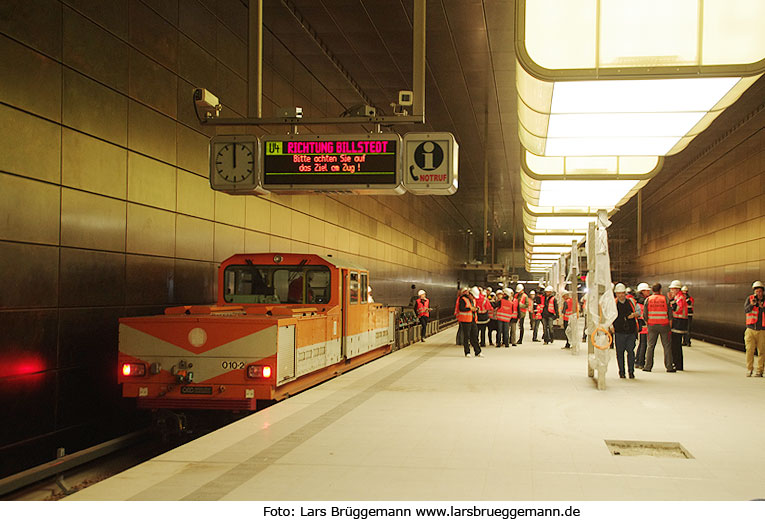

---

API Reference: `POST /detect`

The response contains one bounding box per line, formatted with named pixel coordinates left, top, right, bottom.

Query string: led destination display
left=262, top=134, right=401, bottom=190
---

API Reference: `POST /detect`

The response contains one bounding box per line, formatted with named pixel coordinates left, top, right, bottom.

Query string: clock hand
left=233, top=142, right=237, bottom=168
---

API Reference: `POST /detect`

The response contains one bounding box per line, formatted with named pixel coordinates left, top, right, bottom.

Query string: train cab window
left=223, top=264, right=330, bottom=304
left=349, top=271, right=359, bottom=304
left=360, top=273, right=368, bottom=304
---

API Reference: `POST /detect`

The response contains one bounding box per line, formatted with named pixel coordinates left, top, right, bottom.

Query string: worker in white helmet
left=456, top=287, right=482, bottom=357
left=668, top=280, right=688, bottom=371
left=528, top=290, right=542, bottom=342
left=541, top=285, right=558, bottom=345
left=611, top=283, right=638, bottom=378
left=634, top=282, right=652, bottom=369
left=644, top=283, right=674, bottom=373
left=515, top=284, right=529, bottom=345
left=414, top=289, right=430, bottom=342
left=744, top=281, right=765, bottom=376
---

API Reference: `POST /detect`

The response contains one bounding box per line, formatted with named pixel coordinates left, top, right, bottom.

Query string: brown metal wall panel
left=0, top=0, right=63, bottom=59
left=62, top=6, right=129, bottom=92
left=0, top=242, right=59, bottom=308
left=59, top=248, right=126, bottom=308
left=58, top=307, right=121, bottom=368
left=125, top=254, right=175, bottom=306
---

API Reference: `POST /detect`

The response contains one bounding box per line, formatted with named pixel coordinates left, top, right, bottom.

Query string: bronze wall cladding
left=611, top=79, right=765, bottom=351
left=0, top=0, right=462, bottom=477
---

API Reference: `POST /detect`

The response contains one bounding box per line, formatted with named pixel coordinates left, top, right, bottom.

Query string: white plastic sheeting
left=587, top=217, right=617, bottom=377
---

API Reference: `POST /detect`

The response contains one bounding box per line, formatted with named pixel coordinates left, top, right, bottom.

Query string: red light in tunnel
left=0, top=353, right=46, bottom=378
left=121, top=363, right=146, bottom=377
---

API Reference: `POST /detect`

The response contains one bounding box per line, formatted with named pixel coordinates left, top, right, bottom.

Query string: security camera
left=398, top=90, right=414, bottom=106
left=193, top=88, right=221, bottom=117
left=351, top=105, right=376, bottom=117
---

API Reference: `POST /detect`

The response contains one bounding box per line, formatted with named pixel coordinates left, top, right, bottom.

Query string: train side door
left=342, top=269, right=369, bottom=358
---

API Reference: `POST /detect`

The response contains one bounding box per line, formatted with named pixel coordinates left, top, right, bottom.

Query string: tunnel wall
left=0, top=0, right=463, bottom=477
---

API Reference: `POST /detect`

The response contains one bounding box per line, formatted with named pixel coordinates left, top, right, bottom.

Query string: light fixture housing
left=521, top=148, right=660, bottom=214
left=516, top=0, right=765, bottom=157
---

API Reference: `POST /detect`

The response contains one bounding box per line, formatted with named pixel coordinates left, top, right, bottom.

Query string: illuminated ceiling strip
left=515, top=0, right=765, bottom=157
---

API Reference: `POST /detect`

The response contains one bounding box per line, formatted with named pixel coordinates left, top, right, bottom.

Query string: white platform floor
left=68, top=327, right=765, bottom=501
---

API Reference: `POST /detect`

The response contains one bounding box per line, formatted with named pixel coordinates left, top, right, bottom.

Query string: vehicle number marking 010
left=221, top=361, right=245, bottom=369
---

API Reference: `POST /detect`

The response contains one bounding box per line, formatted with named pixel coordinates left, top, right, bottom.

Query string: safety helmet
left=637, top=282, right=651, bottom=292
left=753, top=281, right=765, bottom=290
left=681, top=285, right=688, bottom=292
left=516, top=284, right=524, bottom=292
left=503, top=288, right=513, bottom=297
left=614, top=283, right=626, bottom=293
left=487, top=287, right=493, bottom=292
left=544, top=285, right=553, bottom=292
left=418, top=289, right=426, bottom=296
left=669, top=280, right=683, bottom=289
left=626, top=287, right=634, bottom=294
left=470, top=286, right=480, bottom=298
left=529, top=290, right=536, bottom=295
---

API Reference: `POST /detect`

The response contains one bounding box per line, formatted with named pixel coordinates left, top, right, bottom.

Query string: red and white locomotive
left=118, top=253, right=396, bottom=412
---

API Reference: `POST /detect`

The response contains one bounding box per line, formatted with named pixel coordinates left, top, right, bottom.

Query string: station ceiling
left=262, top=0, right=519, bottom=249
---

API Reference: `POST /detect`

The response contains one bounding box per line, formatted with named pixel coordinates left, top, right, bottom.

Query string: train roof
left=221, top=253, right=367, bottom=272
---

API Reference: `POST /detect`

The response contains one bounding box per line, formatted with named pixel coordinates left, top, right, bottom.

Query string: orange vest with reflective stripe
left=516, top=292, right=529, bottom=316
left=415, top=298, right=430, bottom=317
left=534, top=296, right=544, bottom=320
left=645, top=294, right=670, bottom=325
left=496, top=298, right=514, bottom=322
left=563, top=298, right=576, bottom=321
left=671, top=293, right=688, bottom=319
left=746, top=295, right=765, bottom=328
left=456, top=295, right=476, bottom=323
left=547, top=295, right=556, bottom=315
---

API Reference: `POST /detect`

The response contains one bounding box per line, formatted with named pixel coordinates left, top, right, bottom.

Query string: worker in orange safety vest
left=514, top=284, right=529, bottom=345
left=414, top=289, right=431, bottom=342
left=561, top=290, right=578, bottom=349
left=643, top=283, right=674, bottom=373
left=541, top=285, right=558, bottom=345
left=494, top=289, right=514, bottom=348
left=668, top=280, right=688, bottom=370
left=457, top=286, right=482, bottom=357
left=744, top=280, right=765, bottom=377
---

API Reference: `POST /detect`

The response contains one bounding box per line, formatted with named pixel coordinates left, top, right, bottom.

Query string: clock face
left=214, top=142, right=255, bottom=182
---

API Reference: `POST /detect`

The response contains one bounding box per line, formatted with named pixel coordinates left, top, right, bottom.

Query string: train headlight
left=247, top=365, right=272, bottom=379
left=121, top=363, right=146, bottom=377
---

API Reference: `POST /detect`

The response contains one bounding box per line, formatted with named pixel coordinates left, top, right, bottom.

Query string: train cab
left=118, top=253, right=395, bottom=411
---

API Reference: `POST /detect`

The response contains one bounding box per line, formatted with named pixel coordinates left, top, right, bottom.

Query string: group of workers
left=608, top=280, right=693, bottom=379
left=413, top=279, right=765, bottom=377
left=444, top=284, right=577, bottom=357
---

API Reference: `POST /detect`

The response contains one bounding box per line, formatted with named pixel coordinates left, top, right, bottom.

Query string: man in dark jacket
left=611, top=283, right=638, bottom=378
left=541, top=285, right=558, bottom=345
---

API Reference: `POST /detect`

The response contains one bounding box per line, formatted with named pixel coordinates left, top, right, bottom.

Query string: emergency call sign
left=403, top=132, right=458, bottom=195
left=261, top=134, right=402, bottom=192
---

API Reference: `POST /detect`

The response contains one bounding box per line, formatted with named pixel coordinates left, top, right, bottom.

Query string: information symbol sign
left=402, top=132, right=458, bottom=195
left=413, top=141, right=444, bottom=174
